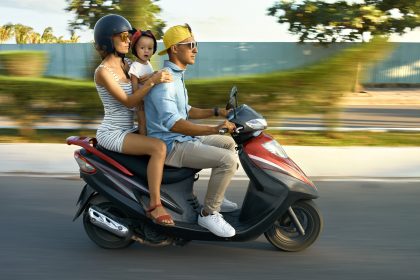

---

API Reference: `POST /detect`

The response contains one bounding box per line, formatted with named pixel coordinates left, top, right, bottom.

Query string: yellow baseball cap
left=158, top=24, right=193, bottom=56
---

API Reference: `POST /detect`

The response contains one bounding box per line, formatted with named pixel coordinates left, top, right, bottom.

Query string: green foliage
left=0, top=39, right=393, bottom=135
left=0, top=51, right=48, bottom=77
left=187, top=38, right=393, bottom=116
left=269, top=130, right=420, bottom=146
left=65, top=0, right=166, bottom=39
left=0, top=75, right=100, bottom=121
left=268, top=0, right=420, bottom=43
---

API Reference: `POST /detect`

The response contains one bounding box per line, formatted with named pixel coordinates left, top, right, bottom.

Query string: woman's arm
left=96, top=68, right=171, bottom=108
left=136, top=101, right=147, bottom=135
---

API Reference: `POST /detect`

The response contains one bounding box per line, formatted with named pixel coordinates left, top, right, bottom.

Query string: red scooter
left=67, top=86, right=323, bottom=251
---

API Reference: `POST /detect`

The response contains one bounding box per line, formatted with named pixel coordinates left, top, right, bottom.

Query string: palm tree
left=29, top=32, right=41, bottom=44
left=13, top=24, right=34, bottom=44
left=0, top=24, right=14, bottom=43
left=41, top=27, right=57, bottom=43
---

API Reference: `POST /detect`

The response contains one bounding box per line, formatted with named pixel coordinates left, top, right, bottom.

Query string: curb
left=1, top=144, right=420, bottom=178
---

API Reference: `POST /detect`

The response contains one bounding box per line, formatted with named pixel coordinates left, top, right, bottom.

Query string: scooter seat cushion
left=94, top=145, right=200, bottom=184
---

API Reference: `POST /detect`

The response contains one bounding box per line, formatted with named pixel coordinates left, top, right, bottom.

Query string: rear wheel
left=83, top=195, right=134, bottom=249
left=264, top=200, right=323, bottom=252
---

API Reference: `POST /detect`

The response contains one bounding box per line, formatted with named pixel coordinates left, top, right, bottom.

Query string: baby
left=128, top=29, right=158, bottom=135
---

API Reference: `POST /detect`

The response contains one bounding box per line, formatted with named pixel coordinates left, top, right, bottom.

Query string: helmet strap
left=114, top=50, right=126, bottom=59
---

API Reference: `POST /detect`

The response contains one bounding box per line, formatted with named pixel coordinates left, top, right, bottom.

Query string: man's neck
left=169, top=57, right=187, bottom=70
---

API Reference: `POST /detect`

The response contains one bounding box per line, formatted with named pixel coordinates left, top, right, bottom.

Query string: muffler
left=88, top=206, right=131, bottom=238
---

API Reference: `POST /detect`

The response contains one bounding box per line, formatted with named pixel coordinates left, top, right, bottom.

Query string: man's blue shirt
left=144, top=60, right=196, bottom=154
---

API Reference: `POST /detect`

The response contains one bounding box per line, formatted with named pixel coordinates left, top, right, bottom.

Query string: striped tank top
left=94, top=61, right=137, bottom=152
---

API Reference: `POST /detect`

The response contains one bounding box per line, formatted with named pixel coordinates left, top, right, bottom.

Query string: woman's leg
left=122, top=133, right=173, bottom=224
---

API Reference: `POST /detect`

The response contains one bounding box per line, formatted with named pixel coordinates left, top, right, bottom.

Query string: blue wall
left=1, top=42, right=419, bottom=83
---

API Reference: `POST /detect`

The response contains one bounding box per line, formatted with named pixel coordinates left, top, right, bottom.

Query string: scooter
left=67, top=86, right=323, bottom=251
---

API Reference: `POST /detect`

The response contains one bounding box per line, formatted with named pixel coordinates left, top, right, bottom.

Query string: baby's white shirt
left=128, top=61, right=154, bottom=78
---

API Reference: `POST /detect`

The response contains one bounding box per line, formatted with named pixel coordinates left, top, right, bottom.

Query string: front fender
left=73, top=184, right=97, bottom=221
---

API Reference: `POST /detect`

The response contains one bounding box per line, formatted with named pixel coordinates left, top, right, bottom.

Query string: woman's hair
left=94, top=44, right=110, bottom=60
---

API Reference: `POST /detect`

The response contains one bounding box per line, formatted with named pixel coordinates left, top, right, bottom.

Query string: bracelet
left=213, top=107, right=219, bottom=117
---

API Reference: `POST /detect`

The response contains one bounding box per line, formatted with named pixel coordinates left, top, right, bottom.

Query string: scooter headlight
left=262, top=140, right=288, bottom=158
left=245, top=118, right=267, bottom=130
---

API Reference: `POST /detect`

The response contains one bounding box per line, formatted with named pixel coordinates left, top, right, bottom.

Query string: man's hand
left=216, top=120, right=236, bottom=134
left=218, top=108, right=233, bottom=118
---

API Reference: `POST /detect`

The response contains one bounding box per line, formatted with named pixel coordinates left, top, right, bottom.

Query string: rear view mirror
left=226, top=86, right=238, bottom=110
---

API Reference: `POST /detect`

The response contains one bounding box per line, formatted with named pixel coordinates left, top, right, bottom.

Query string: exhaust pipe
left=88, top=206, right=131, bottom=238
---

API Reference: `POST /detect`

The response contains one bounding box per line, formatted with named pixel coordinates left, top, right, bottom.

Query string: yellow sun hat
left=158, top=24, right=193, bottom=56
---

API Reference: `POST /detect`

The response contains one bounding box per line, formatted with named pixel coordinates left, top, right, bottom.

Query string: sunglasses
left=177, top=41, right=198, bottom=50
left=116, top=32, right=130, bottom=43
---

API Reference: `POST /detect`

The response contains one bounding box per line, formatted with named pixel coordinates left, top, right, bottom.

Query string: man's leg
left=165, top=140, right=237, bottom=213
left=198, top=135, right=236, bottom=153
left=197, top=135, right=238, bottom=212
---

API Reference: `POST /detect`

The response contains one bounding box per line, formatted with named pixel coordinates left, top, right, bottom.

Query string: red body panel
left=243, top=133, right=315, bottom=187
left=66, top=136, right=133, bottom=176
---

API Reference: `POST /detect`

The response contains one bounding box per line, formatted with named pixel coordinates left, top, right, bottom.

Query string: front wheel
left=264, top=200, right=323, bottom=252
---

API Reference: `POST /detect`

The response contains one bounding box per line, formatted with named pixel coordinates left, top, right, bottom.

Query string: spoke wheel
left=265, top=200, right=323, bottom=252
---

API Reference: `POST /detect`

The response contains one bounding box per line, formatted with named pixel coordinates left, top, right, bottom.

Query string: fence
left=0, top=42, right=419, bottom=83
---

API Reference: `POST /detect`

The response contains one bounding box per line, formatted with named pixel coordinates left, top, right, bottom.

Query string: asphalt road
left=280, top=105, right=420, bottom=130
left=0, top=176, right=419, bottom=280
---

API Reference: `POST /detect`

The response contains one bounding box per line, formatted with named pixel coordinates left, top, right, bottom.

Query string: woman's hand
left=151, top=69, right=173, bottom=85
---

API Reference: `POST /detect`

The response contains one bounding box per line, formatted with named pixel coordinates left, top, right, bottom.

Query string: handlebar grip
left=218, top=128, right=229, bottom=135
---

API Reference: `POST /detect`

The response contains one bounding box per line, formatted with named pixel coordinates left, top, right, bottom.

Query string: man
left=144, top=24, right=238, bottom=238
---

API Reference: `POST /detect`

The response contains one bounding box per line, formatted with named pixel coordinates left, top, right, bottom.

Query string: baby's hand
left=138, top=74, right=152, bottom=84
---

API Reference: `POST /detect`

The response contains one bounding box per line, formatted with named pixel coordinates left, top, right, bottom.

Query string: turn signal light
left=74, top=151, right=96, bottom=174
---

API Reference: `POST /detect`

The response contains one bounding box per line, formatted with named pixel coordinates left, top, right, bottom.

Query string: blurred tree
left=0, top=24, right=79, bottom=44
left=65, top=0, right=166, bottom=39
left=268, top=0, right=420, bottom=43
left=13, top=24, right=35, bottom=44
left=0, top=24, right=14, bottom=43
left=41, top=27, right=58, bottom=43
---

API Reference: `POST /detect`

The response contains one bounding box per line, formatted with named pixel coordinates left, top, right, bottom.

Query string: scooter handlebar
left=218, top=128, right=229, bottom=135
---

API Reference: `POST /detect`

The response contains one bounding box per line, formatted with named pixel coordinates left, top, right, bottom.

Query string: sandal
left=146, top=204, right=175, bottom=227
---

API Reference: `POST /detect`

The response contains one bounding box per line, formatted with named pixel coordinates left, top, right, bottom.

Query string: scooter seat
left=95, top=145, right=200, bottom=184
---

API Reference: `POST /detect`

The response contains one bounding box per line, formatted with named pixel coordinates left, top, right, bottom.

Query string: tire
left=83, top=195, right=134, bottom=249
left=264, top=200, right=323, bottom=252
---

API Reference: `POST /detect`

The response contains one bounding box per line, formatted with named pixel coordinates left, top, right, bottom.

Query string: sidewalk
left=339, top=87, right=420, bottom=106
left=1, top=143, right=420, bottom=179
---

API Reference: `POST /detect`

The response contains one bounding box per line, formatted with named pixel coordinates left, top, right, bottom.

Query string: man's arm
left=188, top=106, right=230, bottom=119
left=171, top=119, right=218, bottom=136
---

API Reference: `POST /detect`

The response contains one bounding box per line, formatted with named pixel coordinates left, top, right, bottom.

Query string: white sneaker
left=198, top=211, right=236, bottom=237
left=220, top=197, right=238, bottom=213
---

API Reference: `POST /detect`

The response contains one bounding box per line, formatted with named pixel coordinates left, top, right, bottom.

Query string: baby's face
left=135, top=36, right=154, bottom=62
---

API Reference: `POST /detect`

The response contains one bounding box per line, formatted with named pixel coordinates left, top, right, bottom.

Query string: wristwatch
left=213, top=107, right=219, bottom=117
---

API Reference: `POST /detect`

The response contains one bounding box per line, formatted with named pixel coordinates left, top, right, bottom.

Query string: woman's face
left=112, top=31, right=130, bottom=54
left=135, top=36, right=155, bottom=62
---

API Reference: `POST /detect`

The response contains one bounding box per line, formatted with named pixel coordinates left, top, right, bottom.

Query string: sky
left=0, top=0, right=419, bottom=43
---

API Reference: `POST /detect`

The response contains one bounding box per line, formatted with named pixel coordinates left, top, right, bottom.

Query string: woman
left=93, top=14, right=174, bottom=226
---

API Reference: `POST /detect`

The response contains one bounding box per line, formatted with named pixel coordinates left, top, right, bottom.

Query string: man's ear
left=170, top=45, right=178, bottom=54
